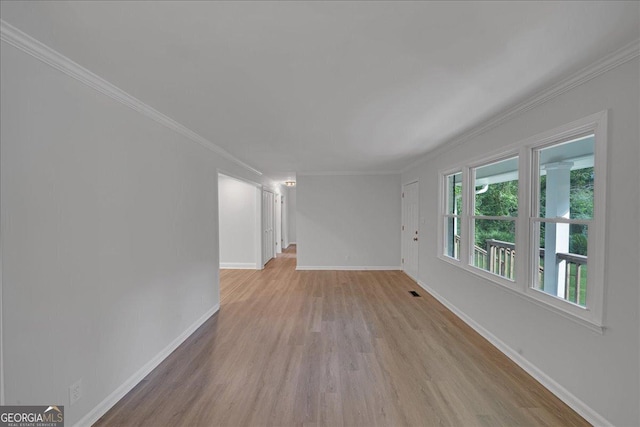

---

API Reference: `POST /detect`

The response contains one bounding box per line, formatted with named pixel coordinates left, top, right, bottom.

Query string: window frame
left=468, top=153, right=520, bottom=284
left=441, top=169, right=463, bottom=261
left=522, top=114, right=607, bottom=328
left=437, top=111, right=608, bottom=332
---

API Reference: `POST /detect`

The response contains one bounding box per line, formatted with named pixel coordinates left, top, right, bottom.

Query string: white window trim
left=438, top=111, right=608, bottom=333
left=440, top=169, right=463, bottom=263
left=467, top=152, right=521, bottom=286
left=522, top=111, right=607, bottom=329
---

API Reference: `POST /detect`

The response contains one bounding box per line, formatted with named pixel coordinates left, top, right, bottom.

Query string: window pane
left=445, top=216, right=461, bottom=259
left=446, top=172, right=462, bottom=215
left=472, top=219, right=516, bottom=280
left=474, top=157, right=518, bottom=217
left=538, top=134, right=594, bottom=220
left=535, top=221, right=588, bottom=306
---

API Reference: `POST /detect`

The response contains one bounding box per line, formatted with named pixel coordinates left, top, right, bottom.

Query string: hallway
left=95, top=245, right=587, bottom=426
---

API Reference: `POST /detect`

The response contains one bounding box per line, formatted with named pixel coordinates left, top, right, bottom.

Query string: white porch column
left=543, top=162, right=573, bottom=297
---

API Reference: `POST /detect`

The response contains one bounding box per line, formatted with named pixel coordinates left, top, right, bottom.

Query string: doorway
left=218, top=173, right=262, bottom=270
left=402, top=181, right=419, bottom=280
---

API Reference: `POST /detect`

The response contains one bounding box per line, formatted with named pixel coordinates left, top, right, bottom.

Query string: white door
left=402, top=181, right=419, bottom=280
left=282, top=195, right=289, bottom=249
left=275, top=194, right=282, bottom=254
left=262, top=190, right=275, bottom=265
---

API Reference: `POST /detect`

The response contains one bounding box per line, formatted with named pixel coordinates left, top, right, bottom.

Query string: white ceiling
left=1, top=1, right=638, bottom=181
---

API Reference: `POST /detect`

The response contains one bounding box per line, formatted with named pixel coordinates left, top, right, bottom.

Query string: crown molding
left=0, top=19, right=263, bottom=177
left=402, top=38, right=640, bottom=173
left=217, top=169, right=262, bottom=188
left=297, top=170, right=400, bottom=176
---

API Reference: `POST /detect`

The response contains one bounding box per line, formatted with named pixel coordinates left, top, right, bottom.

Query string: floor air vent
left=409, top=290, right=421, bottom=297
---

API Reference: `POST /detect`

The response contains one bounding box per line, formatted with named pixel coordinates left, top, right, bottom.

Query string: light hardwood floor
left=95, top=246, right=589, bottom=426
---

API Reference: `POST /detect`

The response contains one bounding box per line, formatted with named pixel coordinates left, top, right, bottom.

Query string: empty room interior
left=1, top=1, right=640, bottom=426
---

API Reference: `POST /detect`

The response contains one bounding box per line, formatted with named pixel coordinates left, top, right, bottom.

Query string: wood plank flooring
left=95, top=246, right=589, bottom=426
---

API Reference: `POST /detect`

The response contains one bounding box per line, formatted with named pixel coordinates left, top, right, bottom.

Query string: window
left=471, top=157, right=518, bottom=280
left=443, top=171, right=462, bottom=260
left=438, top=111, right=607, bottom=330
left=531, top=135, right=594, bottom=307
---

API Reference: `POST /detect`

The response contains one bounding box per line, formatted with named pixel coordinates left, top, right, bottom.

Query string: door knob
left=413, top=237, right=418, bottom=241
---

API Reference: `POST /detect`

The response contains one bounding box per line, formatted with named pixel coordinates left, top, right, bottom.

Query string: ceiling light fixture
left=284, top=181, right=296, bottom=187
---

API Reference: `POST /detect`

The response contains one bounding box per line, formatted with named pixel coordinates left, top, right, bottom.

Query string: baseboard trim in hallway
left=220, top=262, right=259, bottom=270
left=75, top=304, right=220, bottom=427
left=416, top=279, right=611, bottom=427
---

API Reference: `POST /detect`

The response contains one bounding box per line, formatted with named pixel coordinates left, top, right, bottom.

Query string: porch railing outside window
left=485, top=239, right=516, bottom=279
left=555, top=252, right=588, bottom=305
left=453, top=235, right=586, bottom=303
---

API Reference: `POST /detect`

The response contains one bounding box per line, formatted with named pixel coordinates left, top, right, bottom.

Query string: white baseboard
left=73, top=304, right=220, bottom=427
left=220, top=262, right=259, bottom=270
left=416, top=280, right=611, bottom=427
left=296, top=266, right=401, bottom=271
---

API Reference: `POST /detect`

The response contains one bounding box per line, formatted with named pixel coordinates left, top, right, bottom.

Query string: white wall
left=0, top=38, right=272, bottom=425
left=218, top=175, right=259, bottom=269
left=402, top=58, right=640, bottom=426
left=287, top=187, right=297, bottom=244
left=296, top=174, right=401, bottom=269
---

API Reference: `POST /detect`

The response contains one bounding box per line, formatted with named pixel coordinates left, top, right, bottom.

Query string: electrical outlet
left=69, top=379, right=82, bottom=406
